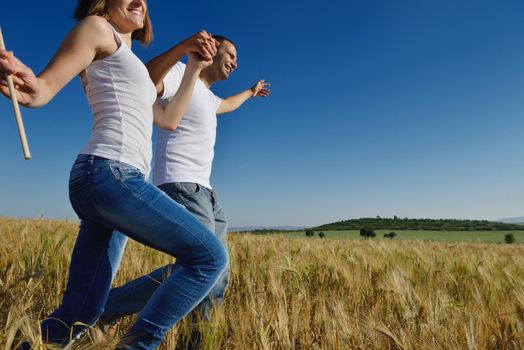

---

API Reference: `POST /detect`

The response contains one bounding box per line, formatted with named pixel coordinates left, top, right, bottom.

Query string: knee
left=208, top=240, right=229, bottom=275
left=176, top=230, right=229, bottom=279
left=201, top=238, right=229, bottom=278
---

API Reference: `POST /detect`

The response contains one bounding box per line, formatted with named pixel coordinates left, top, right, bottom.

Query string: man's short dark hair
left=212, top=35, right=237, bottom=50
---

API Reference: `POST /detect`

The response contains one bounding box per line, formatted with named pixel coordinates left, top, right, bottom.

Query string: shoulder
left=74, top=16, right=115, bottom=47
left=77, top=16, right=113, bottom=35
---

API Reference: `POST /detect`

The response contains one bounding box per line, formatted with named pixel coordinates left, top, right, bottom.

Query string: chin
left=127, top=17, right=144, bottom=29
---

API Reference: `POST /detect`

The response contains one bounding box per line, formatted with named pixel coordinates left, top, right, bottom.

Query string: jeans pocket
left=174, top=182, right=202, bottom=197
left=109, top=163, right=143, bottom=181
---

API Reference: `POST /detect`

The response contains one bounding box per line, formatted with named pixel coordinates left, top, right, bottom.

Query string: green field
left=277, top=229, right=524, bottom=243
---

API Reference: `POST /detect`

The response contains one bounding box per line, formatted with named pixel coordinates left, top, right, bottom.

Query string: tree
left=360, top=227, right=376, bottom=238
left=384, top=232, right=397, bottom=239
left=505, top=234, right=515, bottom=244
left=318, top=231, right=325, bottom=239
left=305, top=229, right=315, bottom=237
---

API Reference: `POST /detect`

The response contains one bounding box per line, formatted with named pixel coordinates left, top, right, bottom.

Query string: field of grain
left=2, top=217, right=524, bottom=349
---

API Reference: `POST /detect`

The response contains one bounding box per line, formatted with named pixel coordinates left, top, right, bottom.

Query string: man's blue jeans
left=38, top=155, right=228, bottom=350
left=101, top=182, right=229, bottom=325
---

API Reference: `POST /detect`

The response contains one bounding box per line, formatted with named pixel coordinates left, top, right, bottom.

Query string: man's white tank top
left=79, top=22, right=157, bottom=176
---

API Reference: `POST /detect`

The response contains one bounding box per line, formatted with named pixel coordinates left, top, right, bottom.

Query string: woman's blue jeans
left=102, top=182, right=229, bottom=326
left=40, top=155, right=228, bottom=350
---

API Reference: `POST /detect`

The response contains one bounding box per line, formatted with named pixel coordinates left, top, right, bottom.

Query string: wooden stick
left=0, top=27, right=31, bottom=160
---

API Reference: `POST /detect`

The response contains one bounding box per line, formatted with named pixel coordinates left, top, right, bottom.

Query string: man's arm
left=146, top=31, right=219, bottom=95
left=217, top=80, right=271, bottom=115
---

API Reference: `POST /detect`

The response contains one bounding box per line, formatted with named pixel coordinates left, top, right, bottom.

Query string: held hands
left=0, top=49, right=38, bottom=106
left=251, top=80, right=271, bottom=97
left=181, top=30, right=219, bottom=62
left=186, top=51, right=214, bottom=71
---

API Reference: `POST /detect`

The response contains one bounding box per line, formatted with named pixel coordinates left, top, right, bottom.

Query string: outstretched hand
left=181, top=30, right=219, bottom=62
left=251, top=80, right=271, bottom=97
left=0, top=49, right=39, bottom=106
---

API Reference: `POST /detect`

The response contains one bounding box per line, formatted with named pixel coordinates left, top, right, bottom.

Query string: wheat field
left=1, top=217, right=524, bottom=349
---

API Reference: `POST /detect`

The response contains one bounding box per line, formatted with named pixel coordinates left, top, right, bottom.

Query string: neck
left=199, top=69, right=217, bottom=88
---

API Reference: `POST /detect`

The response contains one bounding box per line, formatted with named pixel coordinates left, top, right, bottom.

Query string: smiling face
left=212, top=41, right=238, bottom=81
left=106, top=0, right=147, bottom=33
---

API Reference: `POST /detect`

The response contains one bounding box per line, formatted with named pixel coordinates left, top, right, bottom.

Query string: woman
left=0, top=1, right=228, bottom=349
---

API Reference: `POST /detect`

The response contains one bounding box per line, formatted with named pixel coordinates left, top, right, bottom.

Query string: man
left=100, top=33, right=270, bottom=348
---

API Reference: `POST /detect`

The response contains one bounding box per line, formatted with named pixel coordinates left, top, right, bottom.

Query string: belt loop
left=88, top=155, right=95, bottom=165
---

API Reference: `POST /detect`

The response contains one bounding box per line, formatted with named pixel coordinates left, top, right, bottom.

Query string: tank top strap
left=106, top=21, right=123, bottom=47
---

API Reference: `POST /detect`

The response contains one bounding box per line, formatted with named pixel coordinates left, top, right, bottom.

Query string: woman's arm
left=153, top=52, right=212, bottom=131
left=0, top=16, right=116, bottom=107
left=146, top=30, right=218, bottom=95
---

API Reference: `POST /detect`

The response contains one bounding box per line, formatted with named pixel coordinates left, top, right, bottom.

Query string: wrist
left=174, top=41, right=190, bottom=56
left=26, top=95, right=43, bottom=108
left=185, top=62, right=202, bottom=73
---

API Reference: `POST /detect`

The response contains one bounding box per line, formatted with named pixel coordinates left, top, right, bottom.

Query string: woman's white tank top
left=79, top=22, right=157, bottom=176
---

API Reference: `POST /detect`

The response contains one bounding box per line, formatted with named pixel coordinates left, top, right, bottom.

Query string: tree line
left=312, top=217, right=523, bottom=231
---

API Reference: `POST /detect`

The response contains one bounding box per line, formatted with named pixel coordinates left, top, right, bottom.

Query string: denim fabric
left=102, top=182, right=229, bottom=324
left=38, top=155, right=228, bottom=350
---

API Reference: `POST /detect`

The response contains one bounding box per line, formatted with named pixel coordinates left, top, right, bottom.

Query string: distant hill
left=312, top=217, right=524, bottom=231
left=498, top=216, right=524, bottom=225
left=229, top=225, right=305, bottom=233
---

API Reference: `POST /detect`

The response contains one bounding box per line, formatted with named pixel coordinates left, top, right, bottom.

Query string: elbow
left=163, top=124, right=178, bottom=132
left=164, top=116, right=181, bottom=131
left=158, top=119, right=180, bottom=132
left=154, top=106, right=183, bottom=131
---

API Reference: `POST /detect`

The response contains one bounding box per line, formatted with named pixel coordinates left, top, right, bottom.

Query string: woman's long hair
left=74, top=0, right=152, bottom=45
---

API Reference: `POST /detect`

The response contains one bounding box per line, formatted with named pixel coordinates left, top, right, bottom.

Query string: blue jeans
left=37, top=155, right=228, bottom=350
left=102, top=182, right=229, bottom=325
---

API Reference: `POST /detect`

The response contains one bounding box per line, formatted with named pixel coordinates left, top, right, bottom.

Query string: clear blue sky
left=1, top=0, right=524, bottom=227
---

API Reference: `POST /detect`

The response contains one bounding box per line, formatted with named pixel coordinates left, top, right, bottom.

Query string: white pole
left=0, top=26, right=31, bottom=160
